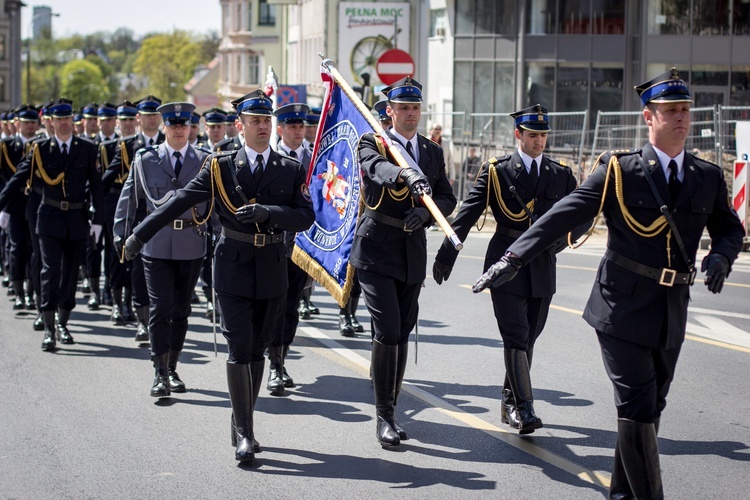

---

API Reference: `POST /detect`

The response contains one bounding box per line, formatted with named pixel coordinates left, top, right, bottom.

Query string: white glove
left=90, top=223, right=103, bottom=241
left=0, top=211, right=10, bottom=229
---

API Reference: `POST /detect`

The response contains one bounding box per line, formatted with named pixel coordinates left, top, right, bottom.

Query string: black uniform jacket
left=506, top=144, right=745, bottom=348
left=0, top=135, right=104, bottom=239
left=214, top=136, right=243, bottom=152
left=352, top=132, right=457, bottom=284
left=0, top=136, right=34, bottom=217
left=133, top=147, right=314, bottom=299
left=436, top=151, right=579, bottom=297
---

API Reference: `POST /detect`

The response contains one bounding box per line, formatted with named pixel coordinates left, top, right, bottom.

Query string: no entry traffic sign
left=376, top=49, right=415, bottom=86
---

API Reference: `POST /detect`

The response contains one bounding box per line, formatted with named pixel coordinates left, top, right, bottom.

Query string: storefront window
left=730, top=66, right=750, bottom=105
left=647, top=0, right=690, bottom=34
left=693, top=0, right=730, bottom=35
left=692, top=65, right=729, bottom=86
left=526, top=63, right=555, bottom=106
left=476, top=0, right=496, bottom=35
left=559, top=0, right=591, bottom=34
left=733, top=0, right=750, bottom=35
left=456, top=1, right=475, bottom=35
left=527, top=0, right=558, bottom=34
left=592, top=0, right=626, bottom=34
left=557, top=64, right=589, bottom=111
left=591, top=66, right=624, bottom=118
left=496, top=0, right=518, bottom=35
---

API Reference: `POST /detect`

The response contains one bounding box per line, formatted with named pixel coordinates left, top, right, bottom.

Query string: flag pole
left=319, top=55, right=463, bottom=251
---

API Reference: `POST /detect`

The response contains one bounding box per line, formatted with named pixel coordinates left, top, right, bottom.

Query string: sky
left=21, top=0, right=222, bottom=38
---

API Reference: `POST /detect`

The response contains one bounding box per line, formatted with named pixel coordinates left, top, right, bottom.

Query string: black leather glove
left=113, top=236, right=124, bottom=258
left=472, top=254, right=523, bottom=293
left=235, top=203, right=270, bottom=224
left=403, top=207, right=430, bottom=231
left=701, top=253, right=730, bottom=294
left=433, top=260, right=452, bottom=285
left=124, top=234, right=144, bottom=261
left=399, top=168, right=432, bottom=199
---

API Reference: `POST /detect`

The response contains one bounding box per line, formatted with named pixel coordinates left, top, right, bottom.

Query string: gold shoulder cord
left=116, top=142, right=131, bottom=184
left=190, top=154, right=217, bottom=225
left=29, top=143, right=65, bottom=196
left=99, top=144, right=109, bottom=172
left=1, top=142, right=16, bottom=174
left=360, top=134, right=412, bottom=211
left=487, top=162, right=535, bottom=222
left=567, top=153, right=670, bottom=262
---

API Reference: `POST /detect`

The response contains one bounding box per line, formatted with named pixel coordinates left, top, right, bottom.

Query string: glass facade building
left=453, top=0, right=750, bottom=133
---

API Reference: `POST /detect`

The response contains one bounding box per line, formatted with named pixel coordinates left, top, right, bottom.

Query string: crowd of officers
left=1, top=68, right=745, bottom=499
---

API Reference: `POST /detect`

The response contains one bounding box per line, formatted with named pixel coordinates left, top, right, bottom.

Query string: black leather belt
left=496, top=226, right=525, bottom=239
left=222, top=227, right=283, bottom=247
left=41, top=196, right=85, bottom=211
left=605, top=250, right=696, bottom=287
left=172, top=219, right=199, bottom=230
left=364, top=207, right=406, bottom=230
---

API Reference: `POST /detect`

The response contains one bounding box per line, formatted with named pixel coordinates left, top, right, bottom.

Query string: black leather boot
left=267, top=346, right=285, bottom=395
left=101, top=284, right=113, bottom=306
left=339, top=302, right=355, bottom=337
left=350, top=295, right=364, bottom=332
left=33, top=308, right=45, bottom=331
left=227, top=362, right=255, bottom=462
left=372, top=339, right=400, bottom=447
left=111, top=287, right=124, bottom=325
left=615, top=419, right=664, bottom=499
left=505, top=348, right=543, bottom=434
left=391, top=341, right=409, bottom=440
left=87, top=276, right=100, bottom=310
left=11, top=281, right=24, bottom=310
left=249, top=360, right=264, bottom=453
left=168, top=350, right=186, bottom=393
left=25, top=280, right=35, bottom=310
left=501, top=348, right=532, bottom=429
left=56, top=309, right=75, bottom=344
left=134, top=305, right=150, bottom=343
left=281, top=345, right=294, bottom=387
left=150, top=353, right=171, bottom=398
left=80, top=276, right=91, bottom=295
left=123, top=287, right=136, bottom=322
left=41, top=310, right=57, bottom=351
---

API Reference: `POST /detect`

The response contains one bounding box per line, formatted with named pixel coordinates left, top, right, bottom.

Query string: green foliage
left=59, top=59, right=110, bottom=107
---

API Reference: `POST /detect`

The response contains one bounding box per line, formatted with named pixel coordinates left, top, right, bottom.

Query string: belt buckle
left=658, top=268, right=676, bottom=287
left=173, top=219, right=183, bottom=230
left=254, top=233, right=266, bottom=247
left=688, top=268, right=697, bottom=285
left=403, top=224, right=413, bottom=233
left=60, top=200, right=69, bottom=211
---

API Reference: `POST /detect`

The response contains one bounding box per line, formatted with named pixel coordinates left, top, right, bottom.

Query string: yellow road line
left=298, top=326, right=610, bottom=489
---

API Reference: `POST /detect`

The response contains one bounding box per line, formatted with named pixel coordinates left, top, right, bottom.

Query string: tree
left=59, top=59, right=110, bottom=107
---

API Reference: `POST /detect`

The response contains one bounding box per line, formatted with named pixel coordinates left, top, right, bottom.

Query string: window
left=527, top=0, right=557, bottom=34
left=0, top=35, right=5, bottom=61
left=248, top=53, right=260, bottom=85
left=592, top=0, right=626, bottom=34
left=236, top=2, right=243, bottom=31
left=526, top=63, right=555, bottom=107
left=495, top=0, right=518, bottom=35
left=730, top=66, right=750, bottom=105
left=556, top=64, right=589, bottom=112
left=259, top=0, right=276, bottom=26
left=647, top=0, right=690, bottom=34
left=733, top=0, right=750, bottom=35
left=591, top=65, right=623, bottom=118
left=559, top=0, right=591, bottom=34
left=430, top=8, right=447, bottom=37
left=456, top=2, right=475, bottom=34
left=693, top=0, right=730, bottom=35
left=476, top=0, right=496, bottom=35
left=248, top=0, right=253, bottom=30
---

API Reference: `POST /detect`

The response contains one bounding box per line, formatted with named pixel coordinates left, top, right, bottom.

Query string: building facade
left=0, top=0, right=24, bottom=109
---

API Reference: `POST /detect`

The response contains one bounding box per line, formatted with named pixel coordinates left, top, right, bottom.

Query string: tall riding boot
left=281, top=345, right=294, bottom=387
left=267, top=346, right=285, bottom=395
left=25, top=279, right=35, bottom=310
left=350, top=295, right=364, bottom=332
left=501, top=347, right=532, bottom=429
left=371, top=339, right=400, bottom=446
left=87, top=276, right=100, bottom=310
left=111, top=287, right=124, bottom=325
left=101, top=282, right=113, bottom=306
left=33, top=304, right=45, bottom=331
left=298, top=287, right=312, bottom=319
left=610, top=415, right=662, bottom=499
left=504, top=348, right=543, bottom=434
left=123, top=287, right=136, bottom=322
left=616, top=419, right=664, bottom=500
left=390, top=341, right=409, bottom=440
left=168, top=350, right=186, bottom=393
left=339, top=300, right=355, bottom=337
left=11, top=280, right=24, bottom=310
left=226, top=362, right=255, bottom=462
left=41, top=310, right=57, bottom=351
left=249, top=360, right=265, bottom=453
left=150, top=352, right=171, bottom=398
left=134, top=305, right=150, bottom=343
left=56, top=309, right=74, bottom=344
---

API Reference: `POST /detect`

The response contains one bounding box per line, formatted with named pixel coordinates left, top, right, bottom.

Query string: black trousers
left=26, top=198, right=42, bottom=302
left=7, top=213, right=31, bottom=281
left=218, top=290, right=284, bottom=364
left=490, top=291, right=553, bottom=351
left=84, top=232, right=103, bottom=279
left=142, top=256, right=202, bottom=357
left=357, top=269, right=420, bottom=346
left=270, top=257, right=308, bottom=348
left=597, top=331, right=682, bottom=423
left=39, top=235, right=84, bottom=311
left=130, top=254, right=149, bottom=308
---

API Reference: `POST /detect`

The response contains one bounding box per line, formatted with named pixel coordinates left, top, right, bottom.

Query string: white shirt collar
left=651, top=145, right=685, bottom=182
left=517, top=148, right=543, bottom=174
left=390, top=129, right=418, bottom=162
left=165, top=143, right=190, bottom=169
left=280, top=142, right=304, bottom=158
left=55, top=135, right=73, bottom=151
left=245, top=145, right=270, bottom=171
left=142, top=132, right=159, bottom=145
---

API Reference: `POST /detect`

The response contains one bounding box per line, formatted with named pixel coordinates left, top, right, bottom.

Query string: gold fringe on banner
left=292, top=245, right=356, bottom=308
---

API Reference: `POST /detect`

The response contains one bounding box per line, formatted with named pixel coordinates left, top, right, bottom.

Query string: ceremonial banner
left=292, top=70, right=372, bottom=307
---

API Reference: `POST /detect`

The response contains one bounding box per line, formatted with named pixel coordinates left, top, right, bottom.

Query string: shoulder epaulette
left=422, top=134, right=440, bottom=147
left=546, top=157, right=570, bottom=169
left=134, top=145, right=156, bottom=157
left=686, top=151, right=721, bottom=169
left=487, top=154, right=511, bottom=165
left=607, top=148, right=641, bottom=157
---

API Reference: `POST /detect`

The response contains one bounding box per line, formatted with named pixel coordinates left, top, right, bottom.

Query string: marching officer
left=372, top=99, right=392, bottom=128
left=81, top=103, right=100, bottom=139
left=474, top=68, right=745, bottom=498
left=188, top=112, right=202, bottom=147
left=354, top=77, right=456, bottom=447
left=434, top=105, right=584, bottom=434
left=302, top=107, right=320, bottom=151
left=202, top=108, right=227, bottom=150
left=73, top=110, right=85, bottom=137
left=265, top=102, right=312, bottom=395
left=214, top=125, right=242, bottom=152
left=113, top=102, right=209, bottom=397
left=0, top=98, right=105, bottom=350
left=103, top=96, right=164, bottom=330
left=122, top=89, right=314, bottom=463
left=224, top=112, right=239, bottom=139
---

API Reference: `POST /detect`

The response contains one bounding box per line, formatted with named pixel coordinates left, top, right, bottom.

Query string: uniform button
left=638, top=200, right=643, bottom=205
left=609, top=281, right=615, bottom=286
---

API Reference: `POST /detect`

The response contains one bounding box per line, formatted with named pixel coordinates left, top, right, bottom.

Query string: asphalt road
left=1, top=229, right=748, bottom=499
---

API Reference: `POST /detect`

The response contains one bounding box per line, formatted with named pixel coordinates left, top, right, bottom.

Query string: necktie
left=288, top=150, right=297, bottom=158
left=528, top=159, right=539, bottom=188
left=254, top=154, right=264, bottom=183
left=173, top=151, right=183, bottom=178
left=667, top=159, right=681, bottom=202
left=61, top=142, right=68, bottom=160
left=405, top=141, right=415, bottom=160
left=149, top=138, right=154, bottom=146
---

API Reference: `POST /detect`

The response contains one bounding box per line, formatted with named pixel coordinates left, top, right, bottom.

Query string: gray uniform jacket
left=113, top=143, right=209, bottom=260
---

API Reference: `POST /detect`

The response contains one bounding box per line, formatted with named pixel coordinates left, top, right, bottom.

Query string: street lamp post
left=26, top=11, right=60, bottom=102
